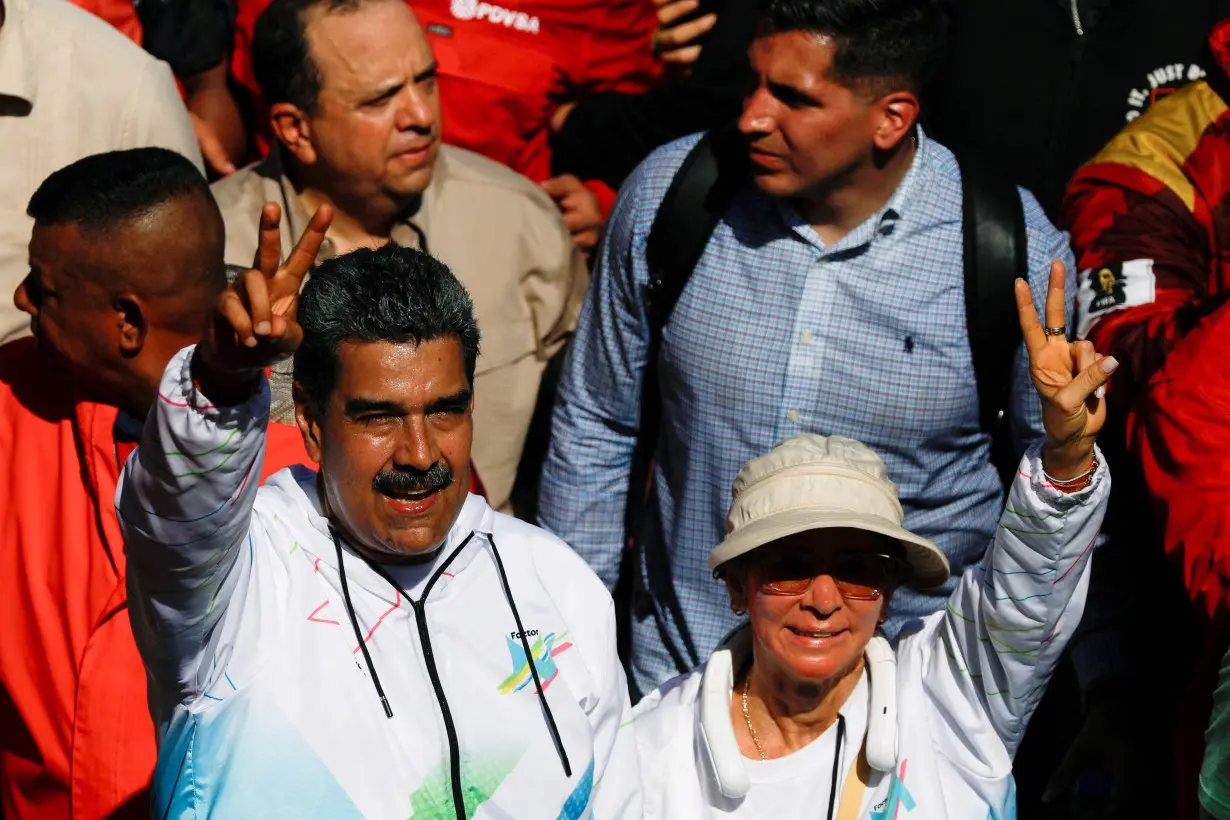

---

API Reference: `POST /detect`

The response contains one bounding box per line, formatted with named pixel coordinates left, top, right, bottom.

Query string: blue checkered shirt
left=538, top=130, right=1076, bottom=693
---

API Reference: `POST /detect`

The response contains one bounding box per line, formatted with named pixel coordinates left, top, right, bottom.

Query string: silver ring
left=1043, top=326, right=1067, bottom=337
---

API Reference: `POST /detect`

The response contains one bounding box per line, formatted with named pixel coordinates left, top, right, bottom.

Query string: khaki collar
left=0, top=0, right=37, bottom=108
left=256, top=144, right=446, bottom=258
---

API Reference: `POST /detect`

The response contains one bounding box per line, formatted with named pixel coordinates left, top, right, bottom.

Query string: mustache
left=371, top=463, right=453, bottom=496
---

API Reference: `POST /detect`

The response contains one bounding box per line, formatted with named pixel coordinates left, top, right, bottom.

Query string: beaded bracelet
left=1042, top=454, right=1099, bottom=494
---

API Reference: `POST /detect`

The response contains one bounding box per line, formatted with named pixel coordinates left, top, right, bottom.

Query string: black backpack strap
left=616, top=122, right=747, bottom=678
left=959, top=154, right=1028, bottom=483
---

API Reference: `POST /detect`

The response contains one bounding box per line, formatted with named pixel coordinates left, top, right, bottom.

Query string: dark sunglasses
left=755, top=550, right=906, bottom=601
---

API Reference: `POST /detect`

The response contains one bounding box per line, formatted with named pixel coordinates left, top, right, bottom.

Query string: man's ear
left=115, top=294, right=147, bottom=357
left=270, top=102, right=318, bottom=166
left=293, top=381, right=324, bottom=464
left=870, top=89, right=920, bottom=153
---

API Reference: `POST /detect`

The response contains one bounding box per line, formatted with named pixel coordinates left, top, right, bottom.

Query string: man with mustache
left=115, top=223, right=640, bottom=816
left=538, top=0, right=1079, bottom=696
left=210, top=0, right=588, bottom=516
left=0, top=148, right=307, bottom=819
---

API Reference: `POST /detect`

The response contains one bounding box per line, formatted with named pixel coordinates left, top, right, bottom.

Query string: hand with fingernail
left=193, top=201, right=334, bottom=404
left=1016, top=260, right=1118, bottom=481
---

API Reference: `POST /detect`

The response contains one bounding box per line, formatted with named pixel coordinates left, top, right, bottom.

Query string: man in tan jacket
left=0, top=0, right=203, bottom=344
left=212, top=0, right=587, bottom=513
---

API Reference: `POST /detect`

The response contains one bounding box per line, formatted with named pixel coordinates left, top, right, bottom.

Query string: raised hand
left=205, top=202, right=332, bottom=372
left=652, top=0, right=717, bottom=67
left=1015, top=260, right=1118, bottom=479
left=194, top=202, right=332, bottom=403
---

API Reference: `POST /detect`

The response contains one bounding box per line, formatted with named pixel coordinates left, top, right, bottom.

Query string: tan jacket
left=210, top=146, right=587, bottom=512
left=0, top=0, right=203, bottom=343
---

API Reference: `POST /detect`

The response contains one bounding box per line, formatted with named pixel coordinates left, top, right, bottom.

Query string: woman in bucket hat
left=632, top=263, right=1117, bottom=819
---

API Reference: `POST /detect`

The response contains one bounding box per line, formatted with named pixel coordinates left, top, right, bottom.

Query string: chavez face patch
left=1076, top=259, right=1157, bottom=339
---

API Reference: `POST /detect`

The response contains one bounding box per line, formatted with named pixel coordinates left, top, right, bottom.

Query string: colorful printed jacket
left=115, top=346, right=641, bottom=818
left=1063, top=19, right=1230, bottom=618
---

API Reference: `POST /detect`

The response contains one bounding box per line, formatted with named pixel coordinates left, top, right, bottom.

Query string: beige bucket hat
left=708, top=434, right=950, bottom=589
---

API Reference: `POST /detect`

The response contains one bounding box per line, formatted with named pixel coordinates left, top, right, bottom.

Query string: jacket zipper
left=411, top=596, right=468, bottom=820
left=1068, top=0, right=1083, bottom=36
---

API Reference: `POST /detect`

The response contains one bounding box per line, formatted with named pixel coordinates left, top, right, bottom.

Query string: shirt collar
left=778, top=127, right=931, bottom=254
left=260, top=144, right=435, bottom=256
left=0, top=0, right=37, bottom=107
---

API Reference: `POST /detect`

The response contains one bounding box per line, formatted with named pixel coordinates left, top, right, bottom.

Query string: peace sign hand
left=1016, top=260, right=1119, bottom=479
left=204, top=202, right=332, bottom=374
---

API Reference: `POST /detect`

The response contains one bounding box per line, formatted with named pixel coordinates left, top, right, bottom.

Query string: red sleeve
left=1062, top=161, right=1217, bottom=401
left=562, top=0, right=661, bottom=95
left=1128, top=297, right=1230, bottom=618
left=70, top=0, right=143, bottom=44
left=1062, top=111, right=1230, bottom=617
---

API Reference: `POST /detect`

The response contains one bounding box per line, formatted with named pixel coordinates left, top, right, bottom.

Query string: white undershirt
left=714, top=670, right=869, bottom=819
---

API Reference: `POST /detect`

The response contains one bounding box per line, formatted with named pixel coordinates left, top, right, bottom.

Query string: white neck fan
left=698, top=628, right=899, bottom=799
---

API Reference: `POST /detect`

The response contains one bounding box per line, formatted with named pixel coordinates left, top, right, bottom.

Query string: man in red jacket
left=0, top=148, right=310, bottom=819
left=1063, top=18, right=1230, bottom=816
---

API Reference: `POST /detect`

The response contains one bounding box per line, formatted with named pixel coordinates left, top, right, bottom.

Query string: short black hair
left=251, top=0, right=366, bottom=115
left=295, top=245, right=481, bottom=413
left=27, top=147, right=210, bottom=231
left=754, top=0, right=947, bottom=94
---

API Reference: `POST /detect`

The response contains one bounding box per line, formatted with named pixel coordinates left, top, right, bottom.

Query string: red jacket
left=231, top=0, right=660, bottom=211
left=67, top=0, right=141, bottom=44
left=0, top=340, right=310, bottom=819
left=1063, top=20, right=1230, bottom=620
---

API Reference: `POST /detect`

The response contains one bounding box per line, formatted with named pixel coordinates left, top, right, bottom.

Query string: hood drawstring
left=329, top=529, right=571, bottom=780
left=331, top=528, right=475, bottom=719
left=333, top=529, right=393, bottom=718
left=488, top=534, right=573, bottom=778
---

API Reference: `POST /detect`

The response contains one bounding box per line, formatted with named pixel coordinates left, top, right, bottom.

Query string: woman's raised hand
left=1015, top=260, right=1118, bottom=479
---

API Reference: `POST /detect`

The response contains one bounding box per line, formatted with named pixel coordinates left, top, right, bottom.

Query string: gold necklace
left=741, top=677, right=768, bottom=761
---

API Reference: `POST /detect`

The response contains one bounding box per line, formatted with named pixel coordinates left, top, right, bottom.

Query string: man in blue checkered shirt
left=538, top=0, right=1076, bottom=695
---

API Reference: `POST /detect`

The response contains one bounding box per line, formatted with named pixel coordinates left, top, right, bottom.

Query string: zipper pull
left=1069, top=0, right=1084, bottom=36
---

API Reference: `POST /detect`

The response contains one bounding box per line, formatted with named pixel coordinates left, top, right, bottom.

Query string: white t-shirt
left=704, top=671, right=869, bottom=819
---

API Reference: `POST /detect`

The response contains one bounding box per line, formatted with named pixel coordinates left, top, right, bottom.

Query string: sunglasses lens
left=756, top=552, right=898, bottom=599
left=759, top=555, right=815, bottom=595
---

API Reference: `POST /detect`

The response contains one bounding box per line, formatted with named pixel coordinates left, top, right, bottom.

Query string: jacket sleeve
left=116, top=346, right=268, bottom=696
left=536, top=162, right=655, bottom=589
left=1063, top=160, right=1220, bottom=399
left=518, top=187, right=590, bottom=360
left=924, top=442, right=1110, bottom=758
left=587, top=597, right=643, bottom=818
left=1128, top=298, right=1230, bottom=618
left=549, top=0, right=753, bottom=191
left=1063, top=134, right=1230, bottom=617
left=564, top=0, right=660, bottom=97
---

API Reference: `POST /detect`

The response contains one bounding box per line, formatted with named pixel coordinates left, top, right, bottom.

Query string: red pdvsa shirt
left=231, top=0, right=660, bottom=205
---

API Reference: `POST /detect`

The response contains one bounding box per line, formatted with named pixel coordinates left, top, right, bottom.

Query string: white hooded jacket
left=632, top=444, right=1109, bottom=819
left=116, top=347, right=642, bottom=819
